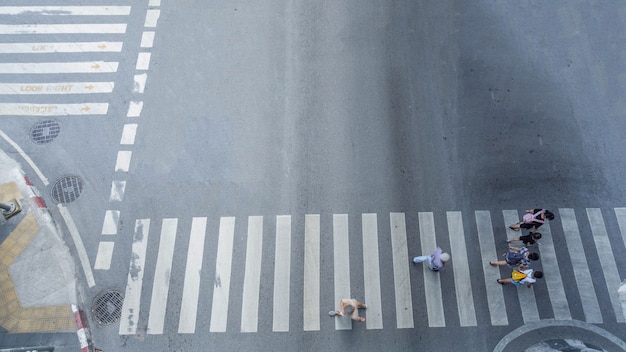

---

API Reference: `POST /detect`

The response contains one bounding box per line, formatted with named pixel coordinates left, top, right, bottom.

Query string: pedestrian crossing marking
left=0, top=6, right=131, bottom=16
left=587, top=208, right=625, bottom=323
left=559, top=208, right=602, bottom=323
left=0, top=103, right=109, bottom=116
left=272, top=215, right=292, bottom=332
left=147, top=218, right=178, bottom=335
left=110, top=209, right=626, bottom=335
left=0, top=62, right=119, bottom=74
left=0, top=82, right=114, bottom=95
left=503, top=210, right=539, bottom=323
left=209, top=217, right=235, bottom=332
left=390, top=212, right=414, bottom=329
left=476, top=210, right=508, bottom=326
left=241, top=216, right=263, bottom=333
left=303, top=214, right=320, bottom=331
left=362, top=213, right=383, bottom=329
left=447, top=211, right=477, bottom=326
left=333, top=214, right=351, bottom=330
left=119, top=219, right=151, bottom=335
left=0, top=24, right=127, bottom=34
left=0, top=42, right=123, bottom=54
left=178, top=217, right=207, bottom=334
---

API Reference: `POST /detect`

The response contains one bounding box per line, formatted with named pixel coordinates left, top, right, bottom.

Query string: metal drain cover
left=50, top=175, right=84, bottom=204
left=92, top=289, right=124, bottom=325
left=30, top=119, right=60, bottom=144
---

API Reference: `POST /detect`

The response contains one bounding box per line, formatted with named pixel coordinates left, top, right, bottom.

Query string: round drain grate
left=30, top=119, right=60, bottom=144
left=92, top=289, right=124, bottom=325
left=50, top=175, right=84, bottom=204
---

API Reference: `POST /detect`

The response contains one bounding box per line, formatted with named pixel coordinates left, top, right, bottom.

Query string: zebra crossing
left=0, top=5, right=132, bottom=116
left=113, top=208, right=626, bottom=335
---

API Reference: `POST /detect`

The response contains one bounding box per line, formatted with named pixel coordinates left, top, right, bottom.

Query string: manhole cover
left=92, top=289, right=124, bottom=325
left=50, top=175, right=84, bottom=204
left=30, top=119, right=60, bottom=144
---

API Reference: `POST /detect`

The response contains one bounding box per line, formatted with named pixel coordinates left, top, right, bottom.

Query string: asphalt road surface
left=1, top=1, right=626, bottom=351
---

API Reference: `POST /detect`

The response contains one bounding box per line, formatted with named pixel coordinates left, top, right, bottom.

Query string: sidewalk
left=0, top=147, right=83, bottom=351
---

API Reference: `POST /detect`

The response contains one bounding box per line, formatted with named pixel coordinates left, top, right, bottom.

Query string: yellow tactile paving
left=0, top=212, right=38, bottom=266
left=0, top=211, right=75, bottom=333
left=0, top=182, right=23, bottom=202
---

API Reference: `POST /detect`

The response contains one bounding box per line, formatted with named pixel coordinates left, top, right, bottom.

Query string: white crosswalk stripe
left=113, top=208, right=626, bottom=334
left=0, top=5, right=132, bottom=117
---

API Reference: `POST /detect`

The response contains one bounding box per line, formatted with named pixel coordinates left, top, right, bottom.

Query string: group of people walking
left=330, top=208, right=555, bottom=323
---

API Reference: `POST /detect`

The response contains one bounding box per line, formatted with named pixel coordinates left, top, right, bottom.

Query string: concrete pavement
left=0, top=147, right=84, bottom=351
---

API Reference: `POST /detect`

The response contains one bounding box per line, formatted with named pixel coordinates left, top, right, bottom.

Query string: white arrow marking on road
left=0, top=42, right=123, bottom=53
left=0, top=24, right=127, bottom=34
left=0, top=62, right=118, bottom=73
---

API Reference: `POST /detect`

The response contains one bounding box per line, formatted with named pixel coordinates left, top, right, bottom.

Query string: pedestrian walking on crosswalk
left=489, top=246, right=539, bottom=268
left=509, top=209, right=554, bottom=233
left=507, top=232, right=542, bottom=246
left=497, top=267, right=543, bottom=288
left=412, top=247, right=450, bottom=272
left=329, top=298, right=367, bottom=322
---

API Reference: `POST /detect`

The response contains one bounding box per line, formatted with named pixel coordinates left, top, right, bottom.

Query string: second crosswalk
left=114, top=209, right=626, bottom=335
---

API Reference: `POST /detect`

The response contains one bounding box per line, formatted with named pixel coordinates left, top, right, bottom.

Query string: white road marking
left=145, top=9, right=161, bottom=27
left=127, top=101, right=143, bottom=117
left=503, top=210, right=539, bottom=323
left=93, top=241, right=115, bottom=270
left=149, top=0, right=161, bottom=6
left=587, top=208, right=624, bottom=322
left=273, top=215, right=291, bottom=332
left=133, top=74, right=147, bottom=93
left=333, top=214, right=351, bottom=330
left=210, top=217, right=236, bottom=332
left=389, top=212, right=413, bottom=329
left=447, top=211, right=477, bottom=326
left=58, top=204, right=95, bottom=287
left=418, top=212, right=445, bottom=327
left=538, top=222, right=571, bottom=320
left=303, top=214, right=320, bottom=331
left=0, top=103, right=108, bottom=116
left=119, top=219, right=151, bottom=335
left=108, top=180, right=126, bottom=202
left=115, top=151, right=132, bottom=172
left=476, top=210, right=508, bottom=326
left=0, top=42, right=123, bottom=54
left=0, top=130, right=48, bottom=185
left=241, top=216, right=263, bottom=333
left=0, top=24, right=127, bottom=34
left=141, top=32, right=155, bottom=48
left=148, top=218, right=178, bottom=334
left=101, top=210, right=119, bottom=235
left=178, top=217, right=208, bottom=333
left=0, top=62, right=118, bottom=74
left=136, top=52, right=151, bottom=70
left=120, top=124, right=138, bottom=145
left=0, top=82, right=114, bottom=95
left=0, top=6, right=131, bottom=15
left=559, top=208, right=602, bottom=323
left=362, top=213, right=382, bottom=329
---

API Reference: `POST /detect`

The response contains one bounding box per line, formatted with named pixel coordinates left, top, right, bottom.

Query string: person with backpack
left=489, top=246, right=539, bottom=267
left=507, top=232, right=542, bottom=246
left=497, top=268, right=543, bottom=288
left=509, top=209, right=555, bottom=233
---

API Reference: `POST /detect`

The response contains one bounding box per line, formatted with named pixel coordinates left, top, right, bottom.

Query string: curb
left=72, top=304, right=94, bottom=352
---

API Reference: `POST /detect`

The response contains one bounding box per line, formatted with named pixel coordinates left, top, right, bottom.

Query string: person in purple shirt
left=412, top=247, right=450, bottom=271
